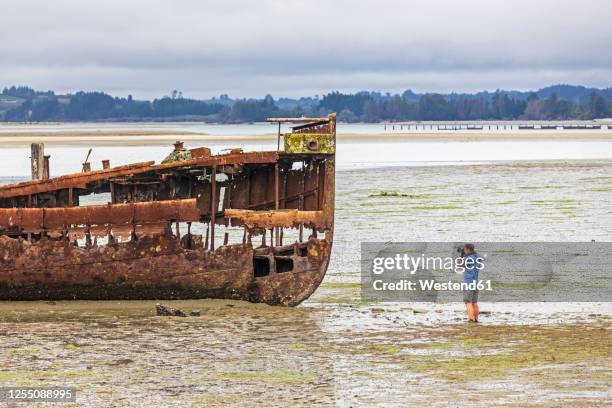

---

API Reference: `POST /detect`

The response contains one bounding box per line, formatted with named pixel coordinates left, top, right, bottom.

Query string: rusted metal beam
left=274, top=162, right=280, bottom=245
left=0, top=198, right=200, bottom=232
left=225, top=209, right=325, bottom=230
left=210, top=165, right=216, bottom=251
left=153, top=151, right=278, bottom=171
left=0, top=151, right=280, bottom=200
left=0, top=161, right=155, bottom=198
left=190, top=147, right=211, bottom=159
left=265, top=117, right=329, bottom=123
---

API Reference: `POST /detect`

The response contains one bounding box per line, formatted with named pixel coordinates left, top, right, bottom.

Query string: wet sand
left=0, top=300, right=609, bottom=407
left=0, top=130, right=610, bottom=146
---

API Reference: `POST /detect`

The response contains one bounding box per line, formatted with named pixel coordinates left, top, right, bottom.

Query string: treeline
left=1, top=90, right=226, bottom=122
left=320, top=91, right=611, bottom=122
left=1, top=85, right=611, bottom=123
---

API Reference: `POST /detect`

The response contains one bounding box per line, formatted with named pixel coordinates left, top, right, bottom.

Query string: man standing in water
left=462, top=243, right=482, bottom=322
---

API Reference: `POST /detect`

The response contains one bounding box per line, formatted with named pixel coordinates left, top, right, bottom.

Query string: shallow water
left=1, top=139, right=612, bottom=176
left=0, top=121, right=611, bottom=135
left=313, top=159, right=612, bottom=319
left=1, top=136, right=611, bottom=406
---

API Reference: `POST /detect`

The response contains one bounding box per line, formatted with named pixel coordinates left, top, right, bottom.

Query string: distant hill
left=535, top=84, right=612, bottom=103
left=1, top=84, right=610, bottom=123
left=407, top=84, right=612, bottom=103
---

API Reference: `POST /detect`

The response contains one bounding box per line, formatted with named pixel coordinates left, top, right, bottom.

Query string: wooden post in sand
left=31, top=143, right=45, bottom=180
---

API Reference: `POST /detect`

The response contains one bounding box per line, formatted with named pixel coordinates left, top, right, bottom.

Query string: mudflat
left=0, top=130, right=611, bottom=146
left=0, top=300, right=609, bottom=407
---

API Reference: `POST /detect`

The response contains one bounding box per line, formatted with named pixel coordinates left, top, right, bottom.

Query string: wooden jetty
left=383, top=121, right=609, bottom=131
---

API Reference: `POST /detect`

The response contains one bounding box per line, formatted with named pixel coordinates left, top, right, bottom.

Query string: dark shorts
left=463, top=289, right=479, bottom=303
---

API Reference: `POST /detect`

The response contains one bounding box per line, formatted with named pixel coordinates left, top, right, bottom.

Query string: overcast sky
left=1, top=0, right=611, bottom=99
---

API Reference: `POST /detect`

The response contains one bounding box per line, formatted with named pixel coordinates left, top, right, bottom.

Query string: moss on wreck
left=161, top=147, right=192, bottom=163
left=284, top=133, right=335, bottom=154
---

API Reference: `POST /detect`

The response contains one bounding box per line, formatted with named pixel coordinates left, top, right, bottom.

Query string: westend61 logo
left=360, top=242, right=612, bottom=303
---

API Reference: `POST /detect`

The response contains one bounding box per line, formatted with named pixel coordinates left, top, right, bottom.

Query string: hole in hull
left=253, top=256, right=270, bottom=277
left=275, top=257, right=294, bottom=273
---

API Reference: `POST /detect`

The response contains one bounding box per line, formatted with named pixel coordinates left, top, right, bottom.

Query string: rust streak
left=225, top=208, right=325, bottom=230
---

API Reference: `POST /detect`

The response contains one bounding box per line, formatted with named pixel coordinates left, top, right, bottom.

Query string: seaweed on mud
left=368, top=191, right=437, bottom=199
left=584, top=187, right=612, bottom=192
left=319, top=282, right=363, bottom=290
left=362, top=343, right=403, bottom=355
left=218, top=370, right=318, bottom=384
left=397, top=324, right=611, bottom=381
left=411, top=205, right=463, bottom=210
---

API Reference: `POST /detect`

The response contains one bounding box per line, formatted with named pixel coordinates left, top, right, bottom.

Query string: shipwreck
left=0, top=114, right=336, bottom=306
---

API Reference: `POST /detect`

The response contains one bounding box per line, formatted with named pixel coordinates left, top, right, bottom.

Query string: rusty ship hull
left=0, top=115, right=336, bottom=306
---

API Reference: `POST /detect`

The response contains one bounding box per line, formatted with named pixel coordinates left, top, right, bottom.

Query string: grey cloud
left=1, top=0, right=611, bottom=98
